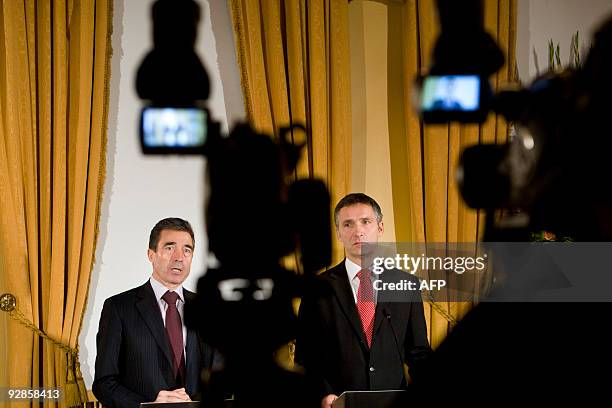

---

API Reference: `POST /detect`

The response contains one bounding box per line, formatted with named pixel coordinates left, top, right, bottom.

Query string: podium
left=140, top=402, right=201, bottom=408
left=141, top=400, right=235, bottom=408
left=332, top=390, right=408, bottom=408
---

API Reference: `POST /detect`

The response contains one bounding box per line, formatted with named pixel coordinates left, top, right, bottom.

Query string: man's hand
left=321, top=394, right=338, bottom=408
left=154, top=388, right=192, bottom=402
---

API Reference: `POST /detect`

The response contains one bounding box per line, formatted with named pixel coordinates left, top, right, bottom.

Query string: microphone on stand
left=383, top=307, right=409, bottom=389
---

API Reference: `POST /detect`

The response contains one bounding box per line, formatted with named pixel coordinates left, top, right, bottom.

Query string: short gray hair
left=334, top=193, right=383, bottom=227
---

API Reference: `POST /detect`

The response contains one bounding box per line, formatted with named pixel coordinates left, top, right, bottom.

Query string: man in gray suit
left=93, top=218, right=215, bottom=408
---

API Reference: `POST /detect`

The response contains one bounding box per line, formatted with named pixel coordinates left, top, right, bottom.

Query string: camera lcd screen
left=421, top=75, right=481, bottom=112
left=141, top=107, right=207, bottom=154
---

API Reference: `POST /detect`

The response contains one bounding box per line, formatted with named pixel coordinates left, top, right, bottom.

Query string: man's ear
left=378, top=221, right=384, bottom=236
left=147, top=248, right=154, bottom=262
left=335, top=226, right=341, bottom=240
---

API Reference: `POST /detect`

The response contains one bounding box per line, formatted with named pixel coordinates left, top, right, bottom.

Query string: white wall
left=79, top=0, right=244, bottom=387
left=516, top=0, right=612, bottom=82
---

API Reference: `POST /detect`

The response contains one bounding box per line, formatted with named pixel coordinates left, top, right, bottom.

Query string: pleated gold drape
left=0, top=1, right=113, bottom=406
left=387, top=0, right=517, bottom=347
left=229, top=0, right=352, bottom=263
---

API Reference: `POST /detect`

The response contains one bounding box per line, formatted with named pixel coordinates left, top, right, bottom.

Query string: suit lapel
left=372, top=270, right=391, bottom=337
left=135, top=282, right=175, bottom=370
left=183, top=289, right=199, bottom=394
left=328, top=263, right=369, bottom=351
left=373, top=302, right=388, bottom=339
left=372, top=270, right=413, bottom=341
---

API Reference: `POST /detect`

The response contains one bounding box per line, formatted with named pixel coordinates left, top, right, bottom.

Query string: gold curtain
left=229, top=0, right=352, bottom=263
left=387, top=0, right=517, bottom=347
left=0, top=0, right=113, bottom=406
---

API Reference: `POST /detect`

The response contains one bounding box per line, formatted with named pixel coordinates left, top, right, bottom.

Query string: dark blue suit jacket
left=296, top=262, right=431, bottom=400
left=92, top=281, right=215, bottom=408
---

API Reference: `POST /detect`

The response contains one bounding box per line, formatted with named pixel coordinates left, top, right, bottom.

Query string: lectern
left=332, top=390, right=408, bottom=408
left=140, top=402, right=201, bottom=408
left=141, top=400, right=235, bottom=408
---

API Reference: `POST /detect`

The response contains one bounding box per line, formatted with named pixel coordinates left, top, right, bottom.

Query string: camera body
left=136, top=0, right=210, bottom=155
left=418, top=0, right=612, bottom=240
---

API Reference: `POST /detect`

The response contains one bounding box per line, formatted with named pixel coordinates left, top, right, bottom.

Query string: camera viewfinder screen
left=142, top=107, right=207, bottom=148
left=421, top=75, right=480, bottom=112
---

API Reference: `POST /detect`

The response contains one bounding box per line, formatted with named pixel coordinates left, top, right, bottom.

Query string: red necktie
left=162, top=291, right=186, bottom=384
left=356, top=269, right=376, bottom=347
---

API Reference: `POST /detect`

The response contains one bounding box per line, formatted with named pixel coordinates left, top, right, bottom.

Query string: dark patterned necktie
left=162, top=291, right=185, bottom=384
left=357, top=269, right=376, bottom=347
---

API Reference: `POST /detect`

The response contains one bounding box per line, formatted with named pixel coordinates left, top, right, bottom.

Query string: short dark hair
left=148, top=218, right=195, bottom=251
left=334, top=193, right=383, bottom=227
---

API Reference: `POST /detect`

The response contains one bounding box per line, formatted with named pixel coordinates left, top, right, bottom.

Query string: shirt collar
left=345, top=258, right=362, bottom=281
left=149, top=276, right=184, bottom=302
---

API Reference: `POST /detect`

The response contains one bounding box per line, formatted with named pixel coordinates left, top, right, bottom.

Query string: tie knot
left=357, top=269, right=371, bottom=281
left=162, top=290, right=180, bottom=306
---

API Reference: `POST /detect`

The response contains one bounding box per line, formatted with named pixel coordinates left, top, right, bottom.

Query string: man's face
left=336, top=203, right=384, bottom=265
left=148, top=229, right=194, bottom=289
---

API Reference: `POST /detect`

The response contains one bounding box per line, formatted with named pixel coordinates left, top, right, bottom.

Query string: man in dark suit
left=93, top=218, right=215, bottom=408
left=296, top=194, right=431, bottom=408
